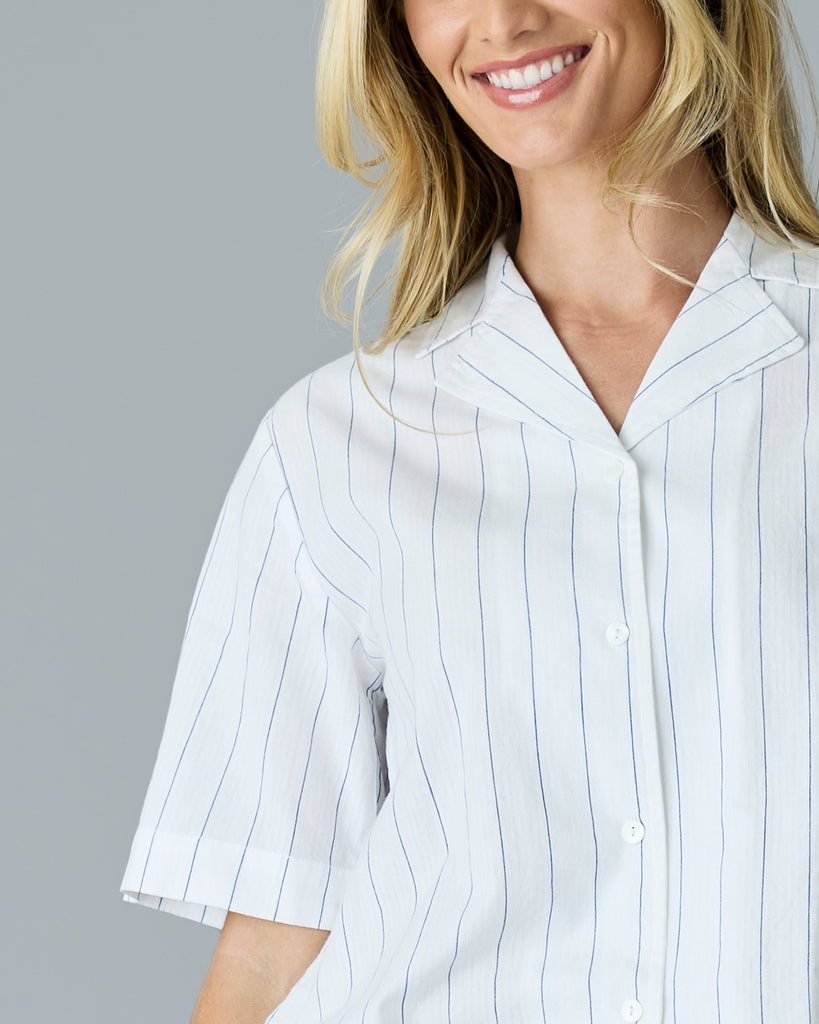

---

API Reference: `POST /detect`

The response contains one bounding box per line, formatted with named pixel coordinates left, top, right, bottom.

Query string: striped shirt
left=121, top=208, right=819, bottom=1024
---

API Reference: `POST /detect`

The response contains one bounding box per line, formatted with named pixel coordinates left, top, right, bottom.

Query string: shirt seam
left=262, top=408, right=384, bottom=668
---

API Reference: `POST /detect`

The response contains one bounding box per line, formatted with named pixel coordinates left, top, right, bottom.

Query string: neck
left=511, top=148, right=734, bottom=326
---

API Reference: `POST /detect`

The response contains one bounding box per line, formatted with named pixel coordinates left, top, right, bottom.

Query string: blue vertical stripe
left=430, top=351, right=474, bottom=1024
left=661, top=422, right=684, bottom=1024
left=615, top=469, right=644, bottom=998
left=521, top=423, right=555, bottom=1019
left=387, top=342, right=412, bottom=668
left=805, top=290, right=814, bottom=1024
left=475, top=407, right=508, bottom=1024
left=568, top=439, right=599, bottom=1023
left=757, top=371, right=769, bottom=1023
left=305, top=374, right=371, bottom=572
left=709, top=393, right=726, bottom=1024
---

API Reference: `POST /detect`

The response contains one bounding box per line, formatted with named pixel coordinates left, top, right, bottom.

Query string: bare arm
left=191, top=911, right=331, bottom=1024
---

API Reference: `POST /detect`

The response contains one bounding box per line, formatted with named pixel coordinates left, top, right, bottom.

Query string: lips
left=471, top=44, right=592, bottom=109
left=482, top=47, right=589, bottom=91
left=471, top=44, right=592, bottom=79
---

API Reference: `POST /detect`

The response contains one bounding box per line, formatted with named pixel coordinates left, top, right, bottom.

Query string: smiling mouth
left=474, top=45, right=592, bottom=92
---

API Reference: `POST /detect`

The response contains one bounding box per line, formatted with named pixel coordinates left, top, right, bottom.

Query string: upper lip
left=471, top=44, right=591, bottom=77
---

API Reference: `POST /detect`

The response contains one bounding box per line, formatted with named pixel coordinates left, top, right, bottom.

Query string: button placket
left=587, top=451, right=652, bottom=1023
left=608, top=454, right=668, bottom=1019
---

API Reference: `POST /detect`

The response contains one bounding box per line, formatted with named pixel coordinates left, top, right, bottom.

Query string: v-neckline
left=424, top=212, right=806, bottom=452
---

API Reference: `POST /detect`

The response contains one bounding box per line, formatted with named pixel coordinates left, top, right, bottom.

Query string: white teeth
left=484, top=48, right=585, bottom=90
left=523, top=63, right=541, bottom=86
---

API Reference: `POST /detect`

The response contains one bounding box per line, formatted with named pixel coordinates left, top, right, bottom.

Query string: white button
left=621, top=998, right=643, bottom=1022
left=621, top=820, right=645, bottom=844
left=606, top=622, right=630, bottom=645
left=607, top=460, right=625, bottom=481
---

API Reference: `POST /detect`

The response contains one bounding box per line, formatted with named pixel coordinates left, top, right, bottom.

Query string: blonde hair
left=316, top=0, right=819, bottom=375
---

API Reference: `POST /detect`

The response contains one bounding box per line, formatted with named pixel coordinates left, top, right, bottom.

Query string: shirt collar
left=409, top=209, right=815, bottom=451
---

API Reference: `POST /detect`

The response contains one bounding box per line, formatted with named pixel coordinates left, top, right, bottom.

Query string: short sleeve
left=120, top=410, right=389, bottom=931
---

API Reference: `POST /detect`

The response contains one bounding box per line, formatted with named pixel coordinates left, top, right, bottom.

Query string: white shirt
left=121, top=209, right=819, bottom=1024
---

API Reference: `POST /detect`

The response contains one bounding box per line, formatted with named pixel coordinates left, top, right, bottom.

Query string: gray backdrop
left=3, top=3, right=818, bottom=1022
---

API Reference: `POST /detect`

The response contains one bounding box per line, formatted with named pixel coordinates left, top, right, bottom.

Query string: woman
left=121, top=0, right=819, bottom=1021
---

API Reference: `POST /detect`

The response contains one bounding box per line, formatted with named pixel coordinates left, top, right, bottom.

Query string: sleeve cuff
left=120, top=827, right=352, bottom=931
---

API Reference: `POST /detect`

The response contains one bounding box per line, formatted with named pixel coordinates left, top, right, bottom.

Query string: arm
left=190, top=911, right=330, bottom=1024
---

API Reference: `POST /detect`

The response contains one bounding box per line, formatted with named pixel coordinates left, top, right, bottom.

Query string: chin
left=477, top=125, right=591, bottom=175
left=501, top=144, right=588, bottom=175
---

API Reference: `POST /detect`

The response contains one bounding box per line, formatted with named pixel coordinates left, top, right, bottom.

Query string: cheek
left=402, top=1, right=466, bottom=86
left=632, top=8, right=666, bottom=86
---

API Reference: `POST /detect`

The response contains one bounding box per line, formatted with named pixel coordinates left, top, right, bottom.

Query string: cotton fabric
left=121, top=209, right=819, bottom=1024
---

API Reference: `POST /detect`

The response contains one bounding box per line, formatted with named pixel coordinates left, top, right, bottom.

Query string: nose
left=471, top=0, right=551, bottom=47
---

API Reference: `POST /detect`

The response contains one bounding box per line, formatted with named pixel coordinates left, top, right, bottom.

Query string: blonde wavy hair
left=316, top=0, right=819, bottom=364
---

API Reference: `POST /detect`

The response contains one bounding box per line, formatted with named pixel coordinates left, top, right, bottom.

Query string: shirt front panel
left=119, top=212, right=819, bottom=1024
left=631, top=335, right=818, bottom=1023
left=265, top=220, right=818, bottom=1024
left=264, top=387, right=653, bottom=1024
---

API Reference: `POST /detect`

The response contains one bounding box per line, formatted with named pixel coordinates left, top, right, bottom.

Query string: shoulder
left=266, top=304, right=482, bottom=464
left=726, top=213, right=819, bottom=290
left=268, top=348, right=359, bottom=442
left=266, top=339, right=436, bottom=446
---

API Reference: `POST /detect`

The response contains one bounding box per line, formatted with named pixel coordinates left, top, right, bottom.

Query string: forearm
left=191, top=948, right=287, bottom=1024
left=191, top=914, right=330, bottom=1024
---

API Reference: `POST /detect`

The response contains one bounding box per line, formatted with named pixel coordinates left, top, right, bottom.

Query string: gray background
left=2, top=3, right=818, bottom=1022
